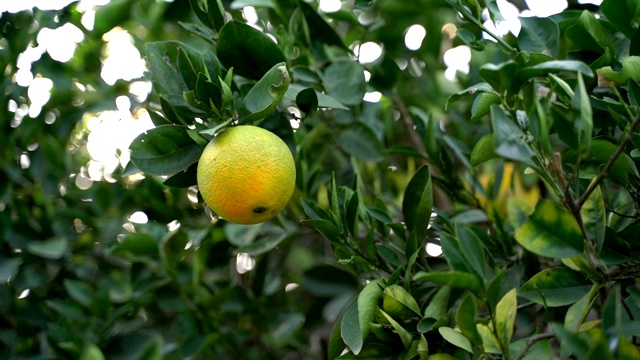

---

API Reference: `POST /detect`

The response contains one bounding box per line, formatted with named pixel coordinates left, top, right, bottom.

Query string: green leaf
left=112, top=233, right=158, bottom=257
left=345, top=191, right=360, bottom=238
left=470, top=134, right=498, bottom=166
left=581, top=181, right=606, bottom=252
left=413, top=271, right=483, bottom=295
left=456, top=223, right=486, bottom=280
left=301, top=219, right=341, bottom=242
left=302, top=264, right=357, bottom=297
left=446, top=82, right=497, bottom=109
left=423, top=286, right=451, bottom=320
left=299, top=1, right=347, bottom=49
left=322, top=60, right=366, bottom=106
left=565, top=10, right=615, bottom=53
left=235, top=233, right=291, bottom=256
left=358, top=279, right=384, bottom=343
left=477, top=323, right=502, bottom=354
left=571, top=72, right=592, bottom=154
left=92, top=0, right=133, bottom=35
left=382, top=284, right=421, bottom=318
left=509, top=336, right=552, bottom=360
left=26, top=237, right=67, bottom=259
left=491, top=105, right=535, bottom=165
left=285, top=84, right=348, bottom=110
left=438, top=327, right=472, bottom=353
left=80, top=344, right=105, bottom=360
left=189, top=0, right=225, bottom=31
left=518, top=60, right=594, bottom=80
left=296, top=87, right=318, bottom=117
left=145, top=41, right=190, bottom=96
left=377, top=308, right=413, bottom=349
left=341, top=301, right=363, bottom=354
left=0, top=258, right=21, bottom=284
left=565, top=284, right=598, bottom=331
left=479, top=61, right=518, bottom=95
left=514, top=199, right=584, bottom=259
left=337, top=122, right=384, bottom=162
left=495, top=288, right=517, bottom=349
left=518, top=17, right=559, bottom=58
left=471, top=92, right=501, bottom=121
left=596, top=56, right=640, bottom=83
left=565, top=139, right=639, bottom=184
left=601, top=0, right=640, bottom=38
left=456, top=293, right=482, bottom=346
left=241, top=63, right=290, bottom=123
left=64, top=279, right=94, bottom=308
left=129, top=125, right=203, bottom=176
left=402, top=165, right=433, bottom=240
left=217, top=20, right=286, bottom=80
left=519, top=268, right=592, bottom=307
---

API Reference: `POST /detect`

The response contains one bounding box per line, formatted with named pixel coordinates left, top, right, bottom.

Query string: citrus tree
left=2, top=0, right=640, bottom=359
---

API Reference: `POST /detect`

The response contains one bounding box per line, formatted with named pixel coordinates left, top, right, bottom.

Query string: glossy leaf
left=456, top=223, right=486, bottom=280
left=495, top=288, right=517, bottom=348
left=337, top=122, right=384, bottom=162
left=456, top=293, right=482, bottom=346
left=241, top=63, right=290, bottom=123
left=571, top=72, right=592, bottom=154
left=446, top=82, right=497, bottom=109
left=26, top=237, right=67, bottom=259
left=382, top=284, right=421, bottom=318
left=471, top=92, right=501, bottom=121
left=322, top=60, right=367, bottom=106
left=377, top=308, right=413, bottom=349
left=490, top=105, right=535, bottom=165
left=519, top=268, right=592, bottom=307
left=358, top=279, right=384, bottom=343
left=514, top=199, right=584, bottom=259
left=438, top=327, right=472, bottom=353
left=565, top=284, right=598, bottom=331
left=423, top=286, right=451, bottom=320
left=602, top=0, right=640, bottom=38
left=413, top=271, right=483, bottom=295
left=518, top=17, right=559, bottom=57
left=479, top=61, right=518, bottom=95
left=565, top=10, right=614, bottom=53
left=217, top=20, right=286, bottom=80
left=129, top=125, right=203, bottom=176
left=402, top=165, right=433, bottom=240
left=581, top=181, right=606, bottom=252
left=341, top=301, right=363, bottom=354
left=145, top=41, right=190, bottom=96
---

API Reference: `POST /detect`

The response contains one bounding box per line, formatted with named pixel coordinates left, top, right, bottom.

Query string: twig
left=514, top=333, right=555, bottom=360
left=577, top=114, right=640, bottom=207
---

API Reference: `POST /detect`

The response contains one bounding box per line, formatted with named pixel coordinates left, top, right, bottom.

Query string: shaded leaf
left=358, top=279, right=384, bottom=343
left=217, top=20, right=286, bottom=80
left=402, top=165, right=433, bottom=240
left=322, top=60, right=366, bottom=106
left=337, top=122, right=384, bottom=162
left=514, top=199, right=584, bottom=259
left=519, top=268, right=592, bottom=307
left=518, top=17, right=559, bottom=58
left=413, top=271, right=483, bottom=295
left=341, top=301, right=363, bottom=354
left=439, top=327, right=472, bottom=353
left=495, top=288, right=517, bottom=348
left=130, top=125, right=203, bottom=176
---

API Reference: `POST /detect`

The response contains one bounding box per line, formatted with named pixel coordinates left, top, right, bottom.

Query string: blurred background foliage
left=2, top=0, right=640, bottom=359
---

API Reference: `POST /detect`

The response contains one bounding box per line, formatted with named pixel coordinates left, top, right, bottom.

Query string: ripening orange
left=197, top=125, right=296, bottom=224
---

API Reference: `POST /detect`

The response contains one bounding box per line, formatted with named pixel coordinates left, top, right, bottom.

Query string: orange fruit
left=197, top=125, right=296, bottom=224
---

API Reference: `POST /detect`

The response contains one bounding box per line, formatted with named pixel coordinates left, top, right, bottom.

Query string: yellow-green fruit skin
left=197, top=125, right=296, bottom=225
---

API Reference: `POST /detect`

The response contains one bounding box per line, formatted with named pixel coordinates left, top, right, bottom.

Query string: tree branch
left=514, top=333, right=555, bottom=360
left=577, top=114, right=640, bottom=207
